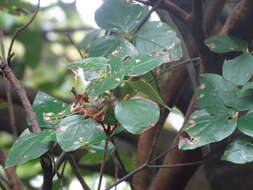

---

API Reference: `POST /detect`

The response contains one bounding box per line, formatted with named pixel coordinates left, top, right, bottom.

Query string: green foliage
left=114, top=99, right=160, bottom=134
left=127, top=80, right=166, bottom=107
left=223, top=53, right=253, bottom=86
left=132, top=21, right=179, bottom=55
left=205, top=34, right=248, bottom=53
left=32, top=91, right=72, bottom=128
left=179, top=110, right=237, bottom=150
left=6, top=0, right=181, bottom=170
left=5, top=129, right=55, bottom=168
left=56, top=116, right=105, bottom=152
left=221, top=137, right=253, bottom=164
left=95, top=0, right=148, bottom=33
left=180, top=34, right=253, bottom=164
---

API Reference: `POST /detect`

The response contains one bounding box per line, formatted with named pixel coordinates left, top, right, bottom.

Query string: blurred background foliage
left=0, top=0, right=133, bottom=189
left=0, top=0, right=183, bottom=189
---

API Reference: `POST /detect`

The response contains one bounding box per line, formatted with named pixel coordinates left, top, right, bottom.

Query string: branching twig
left=66, top=33, right=84, bottom=59
left=7, top=0, right=41, bottom=63
left=69, top=154, right=91, bottom=190
left=105, top=145, right=177, bottom=190
left=163, top=0, right=190, bottom=23
left=97, top=135, right=110, bottom=190
left=40, top=155, right=54, bottom=190
left=147, top=159, right=206, bottom=168
left=131, top=0, right=164, bottom=35
left=0, top=58, right=40, bottom=134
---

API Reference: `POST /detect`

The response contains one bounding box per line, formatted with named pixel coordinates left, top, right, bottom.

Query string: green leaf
left=95, top=0, right=148, bottom=33
left=238, top=111, right=253, bottom=137
left=5, top=129, right=55, bottom=168
left=240, top=82, right=253, bottom=94
left=198, top=74, right=235, bottom=116
left=33, top=91, right=71, bottom=128
left=127, top=80, right=166, bottom=107
left=133, top=21, right=181, bottom=56
left=124, top=54, right=164, bottom=76
left=205, top=34, right=248, bottom=53
left=226, top=89, right=253, bottom=111
left=179, top=110, right=237, bottom=150
left=114, top=99, right=160, bottom=134
left=68, top=57, right=109, bottom=81
left=223, top=54, right=253, bottom=85
left=88, top=36, right=138, bottom=59
left=222, top=136, right=253, bottom=164
left=56, top=115, right=105, bottom=152
left=87, top=72, right=125, bottom=97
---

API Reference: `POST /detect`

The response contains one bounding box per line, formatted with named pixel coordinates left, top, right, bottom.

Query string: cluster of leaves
left=5, top=0, right=181, bottom=168
left=179, top=35, right=253, bottom=164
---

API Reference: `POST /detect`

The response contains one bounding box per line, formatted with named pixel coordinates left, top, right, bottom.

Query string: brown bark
left=203, top=0, right=228, bottom=35
left=133, top=65, right=188, bottom=190
left=0, top=149, right=23, bottom=190
left=221, top=0, right=253, bottom=41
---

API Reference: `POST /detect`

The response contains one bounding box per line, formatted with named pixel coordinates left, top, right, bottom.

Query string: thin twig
left=105, top=164, right=147, bottom=190
left=0, top=31, right=17, bottom=139
left=131, top=0, right=164, bottom=35
left=7, top=0, right=41, bottom=63
left=97, top=135, right=110, bottom=190
left=105, top=145, right=177, bottom=190
left=0, top=60, right=40, bottom=134
left=0, top=1, right=41, bottom=134
left=53, top=151, right=68, bottom=176
left=66, top=33, right=84, bottom=59
left=147, top=159, right=206, bottom=168
left=160, top=57, right=200, bottom=76
left=69, top=154, right=91, bottom=190
left=111, top=138, right=133, bottom=190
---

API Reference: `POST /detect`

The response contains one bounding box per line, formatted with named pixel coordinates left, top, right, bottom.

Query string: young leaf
left=88, top=36, right=138, bottom=59
left=87, top=72, right=125, bottom=97
left=124, top=54, right=164, bottom=77
left=127, top=80, right=167, bottom=107
left=56, top=115, right=105, bottom=152
left=95, top=0, right=148, bottom=33
left=5, top=129, right=55, bottom=168
left=179, top=110, right=237, bottom=150
left=205, top=35, right=248, bottom=53
left=222, top=136, right=253, bottom=164
left=68, top=57, right=109, bottom=81
left=238, top=111, right=253, bottom=137
left=198, top=74, right=235, bottom=116
left=33, top=91, right=71, bottom=128
left=133, top=21, right=181, bottom=56
left=114, top=99, right=160, bottom=134
left=223, top=53, right=253, bottom=86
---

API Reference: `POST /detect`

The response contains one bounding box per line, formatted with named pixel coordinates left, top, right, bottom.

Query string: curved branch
left=203, top=0, right=228, bottom=35
left=221, top=0, right=253, bottom=41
